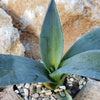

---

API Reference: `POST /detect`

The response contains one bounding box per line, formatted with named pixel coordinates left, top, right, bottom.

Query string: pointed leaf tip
left=40, top=0, right=63, bottom=72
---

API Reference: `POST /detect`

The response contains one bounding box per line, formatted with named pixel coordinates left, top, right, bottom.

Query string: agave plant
left=0, top=0, right=100, bottom=99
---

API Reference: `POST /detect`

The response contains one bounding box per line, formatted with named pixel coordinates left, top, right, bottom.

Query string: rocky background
left=0, top=0, right=100, bottom=100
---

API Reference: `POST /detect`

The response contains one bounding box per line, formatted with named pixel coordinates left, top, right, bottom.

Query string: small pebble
left=83, top=81, right=86, bottom=85
left=30, top=84, right=36, bottom=95
left=24, top=88, right=29, bottom=96
left=32, top=98, right=36, bottom=100
left=21, top=92, right=25, bottom=96
left=70, top=78, right=74, bottom=82
left=32, top=93, right=39, bottom=98
left=51, top=96, right=56, bottom=100
left=38, top=97, right=43, bottom=100
left=45, top=90, right=52, bottom=96
left=25, top=83, right=30, bottom=88
left=79, top=79, right=84, bottom=85
left=59, top=91, right=66, bottom=97
left=37, top=85, right=42, bottom=93
left=23, top=96, right=28, bottom=100
left=17, top=85, right=22, bottom=89
left=40, top=93, right=45, bottom=97
left=15, top=90, right=19, bottom=94
left=59, top=86, right=66, bottom=90
left=54, top=89, right=60, bottom=92
left=42, top=97, right=50, bottom=100
left=29, top=96, right=32, bottom=100
left=79, top=85, right=83, bottom=89
left=41, top=90, right=46, bottom=93
left=38, top=82, right=42, bottom=85
left=19, top=88, right=24, bottom=93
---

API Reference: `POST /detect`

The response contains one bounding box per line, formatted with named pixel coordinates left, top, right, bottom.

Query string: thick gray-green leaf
left=40, top=0, right=63, bottom=72
left=52, top=50, right=100, bottom=80
left=62, top=27, right=100, bottom=61
left=0, top=55, right=51, bottom=87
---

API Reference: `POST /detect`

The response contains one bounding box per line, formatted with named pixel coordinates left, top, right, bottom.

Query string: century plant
left=0, top=0, right=100, bottom=99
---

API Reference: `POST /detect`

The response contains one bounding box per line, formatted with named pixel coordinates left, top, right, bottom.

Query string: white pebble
left=45, top=90, right=52, bottom=96
left=70, top=78, right=74, bottom=81
left=25, top=83, right=30, bottom=88
left=19, top=88, right=24, bottom=93
left=54, top=89, right=60, bottom=92
left=15, top=90, right=19, bottom=94
left=41, top=90, right=46, bottom=93
left=17, top=85, right=22, bottom=89
left=60, top=91, right=66, bottom=97
left=37, top=85, right=42, bottom=93
left=51, top=96, right=56, bottom=100
left=24, top=88, right=29, bottom=96
left=42, top=97, right=49, bottom=100
left=38, top=97, right=43, bottom=100
left=32, top=98, right=36, bottom=100
left=59, top=86, right=66, bottom=90
left=38, top=82, right=42, bottom=85
left=32, top=93, right=39, bottom=98
left=79, top=85, right=83, bottom=89
left=29, top=96, right=32, bottom=100
left=83, top=81, right=86, bottom=85
left=79, top=79, right=84, bottom=85
left=24, top=96, right=28, bottom=100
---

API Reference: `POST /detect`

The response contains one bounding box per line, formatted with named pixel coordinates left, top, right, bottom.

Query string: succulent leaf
left=52, top=50, right=100, bottom=80
left=40, top=0, right=63, bottom=72
left=62, top=28, right=100, bottom=61
left=0, top=55, right=51, bottom=87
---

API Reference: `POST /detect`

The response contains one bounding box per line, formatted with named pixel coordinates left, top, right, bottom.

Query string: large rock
left=0, top=8, right=25, bottom=56
left=0, top=0, right=100, bottom=58
left=75, top=79, right=100, bottom=100
left=0, top=8, right=25, bottom=100
left=0, top=86, right=23, bottom=100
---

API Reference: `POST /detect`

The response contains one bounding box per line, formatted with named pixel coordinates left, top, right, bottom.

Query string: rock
left=37, top=98, right=43, bottom=100
left=59, top=91, right=66, bottom=97
left=42, top=97, right=50, bottom=100
left=19, top=88, right=24, bottom=93
left=45, top=90, right=52, bottom=96
left=0, top=86, right=23, bottom=100
left=51, top=96, right=56, bottom=100
left=0, top=8, right=25, bottom=56
left=24, top=88, right=29, bottom=96
left=25, top=83, right=30, bottom=89
left=54, top=88, right=61, bottom=92
left=1, top=0, right=100, bottom=58
left=36, top=85, right=42, bottom=93
left=59, top=86, right=66, bottom=90
left=23, top=96, right=28, bottom=100
left=32, top=98, right=36, bottom=100
left=32, top=93, right=39, bottom=98
left=79, top=85, right=84, bottom=90
left=75, top=78, right=100, bottom=100
left=29, top=96, right=32, bottom=100
left=29, top=84, right=36, bottom=95
left=14, top=90, right=20, bottom=94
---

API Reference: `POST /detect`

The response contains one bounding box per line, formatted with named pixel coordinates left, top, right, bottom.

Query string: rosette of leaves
left=0, top=0, right=100, bottom=99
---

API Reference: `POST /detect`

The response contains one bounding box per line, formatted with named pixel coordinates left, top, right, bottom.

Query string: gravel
left=14, top=74, right=87, bottom=100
